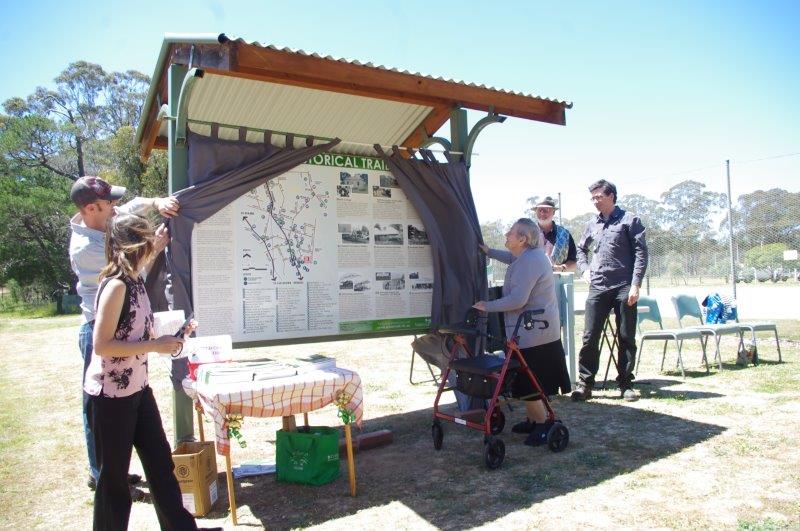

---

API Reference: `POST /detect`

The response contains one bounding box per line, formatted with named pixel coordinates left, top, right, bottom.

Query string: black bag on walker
left=453, top=354, right=518, bottom=399
left=276, top=426, right=340, bottom=485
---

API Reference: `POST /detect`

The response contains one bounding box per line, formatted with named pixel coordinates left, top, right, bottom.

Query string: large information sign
left=191, top=154, right=433, bottom=344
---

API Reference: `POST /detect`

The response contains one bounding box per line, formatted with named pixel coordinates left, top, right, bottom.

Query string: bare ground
left=1, top=315, right=799, bottom=530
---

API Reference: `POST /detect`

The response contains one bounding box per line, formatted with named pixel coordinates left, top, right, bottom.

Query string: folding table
left=184, top=366, right=363, bottom=525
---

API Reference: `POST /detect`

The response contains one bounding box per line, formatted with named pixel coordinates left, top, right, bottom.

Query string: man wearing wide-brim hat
left=533, top=196, right=577, bottom=273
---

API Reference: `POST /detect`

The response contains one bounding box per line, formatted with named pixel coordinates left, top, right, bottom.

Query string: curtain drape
left=374, top=146, right=487, bottom=329
left=165, top=130, right=341, bottom=316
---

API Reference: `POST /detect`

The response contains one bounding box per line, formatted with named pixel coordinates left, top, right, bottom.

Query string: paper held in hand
left=153, top=310, right=187, bottom=338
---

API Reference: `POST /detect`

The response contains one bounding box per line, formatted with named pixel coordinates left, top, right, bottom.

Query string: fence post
left=726, top=159, right=737, bottom=300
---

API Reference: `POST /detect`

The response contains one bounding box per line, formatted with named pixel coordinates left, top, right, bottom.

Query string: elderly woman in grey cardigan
left=474, top=218, right=571, bottom=446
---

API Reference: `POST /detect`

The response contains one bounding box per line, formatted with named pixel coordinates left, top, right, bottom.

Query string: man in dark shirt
left=534, top=196, right=577, bottom=272
left=573, top=180, right=648, bottom=402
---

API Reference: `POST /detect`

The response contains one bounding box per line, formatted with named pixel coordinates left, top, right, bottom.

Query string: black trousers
left=578, top=285, right=638, bottom=387
left=86, top=386, right=197, bottom=531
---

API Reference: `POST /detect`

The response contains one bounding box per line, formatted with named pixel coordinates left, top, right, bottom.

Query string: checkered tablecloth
left=183, top=366, right=363, bottom=456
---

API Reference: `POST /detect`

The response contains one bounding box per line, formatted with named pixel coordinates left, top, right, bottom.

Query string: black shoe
left=571, top=383, right=593, bottom=402
left=129, top=485, right=146, bottom=503
left=511, top=419, right=536, bottom=434
left=618, top=375, right=637, bottom=401
left=523, top=422, right=552, bottom=446
left=88, top=474, right=144, bottom=491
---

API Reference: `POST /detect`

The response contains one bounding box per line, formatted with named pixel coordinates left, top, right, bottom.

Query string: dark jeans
left=86, top=386, right=197, bottom=531
left=578, top=285, right=638, bottom=387
left=79, top=321, right=99, bottom=480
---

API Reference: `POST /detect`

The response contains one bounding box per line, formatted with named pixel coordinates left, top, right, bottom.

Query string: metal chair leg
left=774, top=330, right=782, bottom=362
left=409, top=335, right=440, bottom=386
left=675, top=339, right=686, bottom=378
left=698, top=335, right=710, bottom=373
left=599, top=317, right=619, bottom=390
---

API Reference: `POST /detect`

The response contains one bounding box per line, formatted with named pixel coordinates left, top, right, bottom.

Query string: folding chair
left=672, top=294, right=744, bottom=370
left=704, top=293, right=782, bottom=363
left=409, top=333, right=445, bottom=385
left=736, top=321, right=782, bottom=362
left=599, top=315, right=621, bottom=389
left=636, top=296, right=707, bottom=377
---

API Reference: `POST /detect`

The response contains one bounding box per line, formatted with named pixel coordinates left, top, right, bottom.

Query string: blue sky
left=2, top=0, right=798, bottom=222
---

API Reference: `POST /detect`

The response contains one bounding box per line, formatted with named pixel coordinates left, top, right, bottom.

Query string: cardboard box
left=172, top=441, right=219, bottom=516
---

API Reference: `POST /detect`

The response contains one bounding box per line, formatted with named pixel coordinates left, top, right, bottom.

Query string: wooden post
left=343, top=423, right=357, bottom=496
left=303, top=412, right=309, bottom=427
left=224, top=452, right=238, bottom=525
left=282, top=415, right=296, bottom=431
left=196, top=409, right=205, bottom=442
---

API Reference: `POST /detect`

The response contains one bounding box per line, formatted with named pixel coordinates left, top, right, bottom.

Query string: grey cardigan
left=484, top=247, right=561, bottom=349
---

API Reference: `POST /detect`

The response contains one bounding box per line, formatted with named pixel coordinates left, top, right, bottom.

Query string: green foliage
left=101, top=126, right=168, bottom=198
left=0, top=172, right=74, bottom=295
left=562, top=212, right=594, bottom=242
left=0, top=61, right=165, bottom=301
left=742, top=243, right=789, bottom=269
left=480, top=219, right=509, bottom=250
left=729, top=188, right=800, bottom=250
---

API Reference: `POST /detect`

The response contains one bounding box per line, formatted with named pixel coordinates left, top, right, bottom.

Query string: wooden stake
left=196, top=409, right=205, bottom=442
left=282, top=415, right=297, bottom=431
left=224, top=452, right=238, bottom=525
left=344, top=423, right=357, bottom=496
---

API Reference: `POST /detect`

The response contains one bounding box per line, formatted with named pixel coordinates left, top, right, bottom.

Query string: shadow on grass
left=210, top=397, right=726, bottom=530
left=623, top=377, right=723, bottom=400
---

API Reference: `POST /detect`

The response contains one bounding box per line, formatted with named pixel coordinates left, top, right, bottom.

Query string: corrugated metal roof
left=220, top=34, right=573, bottom=108
left=185, top=73, right=433, bottom=155
left=137, top=33, right=572, bottom=158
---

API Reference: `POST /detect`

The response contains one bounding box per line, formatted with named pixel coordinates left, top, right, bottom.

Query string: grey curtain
left=375, top=146, right=487, bottom=329
left=376, top=146, right=487, bottom=412
left=165, top=130, right=341, bottom=315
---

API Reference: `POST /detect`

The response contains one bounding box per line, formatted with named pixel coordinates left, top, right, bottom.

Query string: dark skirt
left=513, top=339, right=572, bottom=399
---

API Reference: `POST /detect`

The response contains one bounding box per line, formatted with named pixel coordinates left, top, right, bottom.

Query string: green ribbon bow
left=226, top=414, right=247, bottom=448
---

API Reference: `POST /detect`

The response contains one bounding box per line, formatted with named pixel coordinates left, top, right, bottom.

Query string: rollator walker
left=431, top=309, right=569, bottom=469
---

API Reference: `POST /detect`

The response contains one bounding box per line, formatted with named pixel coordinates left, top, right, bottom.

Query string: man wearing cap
left=69, top=176, right=179, bottom=497
left=534, top=196, right=578, bottom=273
left=572, top=179, right=647, bottom=402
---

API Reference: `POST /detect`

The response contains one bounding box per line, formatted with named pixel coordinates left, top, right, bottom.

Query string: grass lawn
left=1, top=314, right=798, bottom=530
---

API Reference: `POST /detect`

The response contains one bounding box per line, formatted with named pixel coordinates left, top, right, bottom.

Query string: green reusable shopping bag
left=276, top=426, right=340, bottom=485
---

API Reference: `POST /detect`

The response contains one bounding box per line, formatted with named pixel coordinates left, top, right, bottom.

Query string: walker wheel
left=432, top=420, right=444, bottom=450
left=489, top=407, right=505, bottom=435
left=547, top=422, right=569, bottom=452
left=483, top=436, right=505, bottom=469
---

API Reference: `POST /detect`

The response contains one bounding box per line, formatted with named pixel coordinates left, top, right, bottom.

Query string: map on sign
left=240, top=172, right=330, bottom=282
left=192, top=156, right=433, bottom=344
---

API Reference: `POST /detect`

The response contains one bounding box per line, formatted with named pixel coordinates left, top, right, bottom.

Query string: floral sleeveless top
left=84, top=275, right=154, bottom=398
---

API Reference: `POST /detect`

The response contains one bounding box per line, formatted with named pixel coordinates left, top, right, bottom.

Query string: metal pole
left=558, top=192, right=563, bottom=225
left=168, top=63, right=194, bottom=445
left=726, top=159, right=737, bottom=300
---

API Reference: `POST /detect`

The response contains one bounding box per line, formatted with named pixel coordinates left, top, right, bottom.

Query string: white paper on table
left=184, top=334, right=233, bottom=364
left=153, top=310, right=186, bottom=337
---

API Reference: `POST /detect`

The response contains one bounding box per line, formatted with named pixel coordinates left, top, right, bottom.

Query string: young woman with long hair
left=84, top=213, right=214, bottom=531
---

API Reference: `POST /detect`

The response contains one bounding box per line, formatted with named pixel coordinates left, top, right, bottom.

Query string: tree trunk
left=76, top=136, right=86, bottom=177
